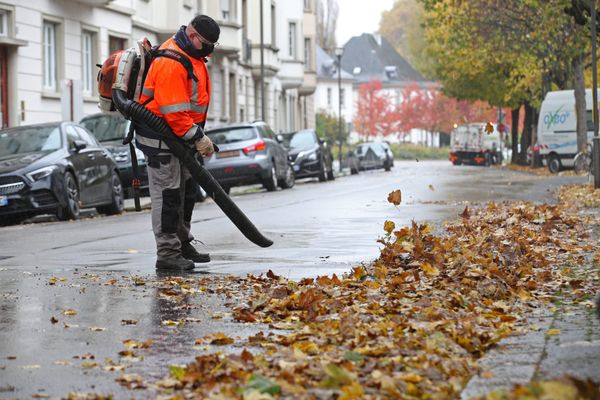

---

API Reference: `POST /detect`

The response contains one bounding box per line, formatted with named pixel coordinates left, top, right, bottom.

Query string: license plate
left=0, top=196, right=7, bottom=207
left=216, top=150, right=240, bottom=159
left=293, top=165, right=300, bottom=172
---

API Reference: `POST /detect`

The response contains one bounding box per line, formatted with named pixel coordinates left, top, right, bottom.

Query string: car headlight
left=297, top=149, right=318, bottom=161
left=110, top=148, right=130, bottom=163
left=26, top=165, right=57, bottom=182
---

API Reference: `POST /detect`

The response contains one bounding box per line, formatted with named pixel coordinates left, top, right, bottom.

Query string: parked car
left=80, top=113, right=149, bottom=199
left=353, top=142, right=393, bottom=171
left=0, top=122, right=124, bottom=224
left=203, top=121, right=295, bottom=193
left=281, top=129, right=334, bottom=181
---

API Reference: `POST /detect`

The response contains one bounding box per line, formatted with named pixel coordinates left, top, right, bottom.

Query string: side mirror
left=72, top=140, right=87, bottom=152
left=276, top=134, right=284, bottom=143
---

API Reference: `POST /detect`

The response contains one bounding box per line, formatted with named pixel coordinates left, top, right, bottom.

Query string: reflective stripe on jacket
left=139, top=36, right=210, bottom=142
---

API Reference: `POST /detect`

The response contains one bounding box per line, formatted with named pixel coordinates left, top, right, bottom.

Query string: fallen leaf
left=387, top=190, right=402, bottom=206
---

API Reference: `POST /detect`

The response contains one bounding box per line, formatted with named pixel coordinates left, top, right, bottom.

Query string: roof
left=316, top=46, right=353, bottom=81
left=340, top=33, right=426, bottom=84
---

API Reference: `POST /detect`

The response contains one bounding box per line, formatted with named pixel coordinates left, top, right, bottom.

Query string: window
left=43, top=21, right=57, bottom=91
left=304, top=0, right=311, bottom=11
left=304, top=38, right=310, bottom=70
left=109, top=35, right=127, bottom=54
left=288, top=22, right=297, bottom=58
left=82, top=31, right=95, bottom=96
left=221, top=0, right=230, bottom=19
left=340, top=88, right=345, bottom=107
left=65, top=125, right=81, bottom=147
left=0, top=10, right=7, bottom=36
left=75, top=126, right=98, bottom=147
left=271, top=4, right=276, bottom=46
left=327, top=88, right=332, bottom=106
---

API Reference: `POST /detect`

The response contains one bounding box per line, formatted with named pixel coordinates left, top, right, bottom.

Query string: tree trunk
left=511, top=107, right=520, bottom=164
left=520, top=102, right=533, bottom=165
left=573, top=54, right=587, bottom=153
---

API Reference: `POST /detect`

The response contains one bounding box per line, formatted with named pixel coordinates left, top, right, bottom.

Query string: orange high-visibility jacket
left=139, top=37, right=210, bottom=141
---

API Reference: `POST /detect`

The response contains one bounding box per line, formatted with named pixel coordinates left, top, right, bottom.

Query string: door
left=0, top=46, right=8, bottom=128
left=74, top=126, right=112, bottom=204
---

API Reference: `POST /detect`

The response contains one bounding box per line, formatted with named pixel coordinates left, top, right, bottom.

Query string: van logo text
left=543, top=107, right=569, bottom=130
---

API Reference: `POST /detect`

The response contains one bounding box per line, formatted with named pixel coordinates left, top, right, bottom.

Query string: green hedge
left=389, top=144, right=449, bottom=160
left=331, top=143, right=450, bottom=161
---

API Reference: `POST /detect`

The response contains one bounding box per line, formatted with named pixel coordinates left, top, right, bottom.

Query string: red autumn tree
left=397, top=81, right=504, bottom=144
left=353, top=80, right=397, bottom=140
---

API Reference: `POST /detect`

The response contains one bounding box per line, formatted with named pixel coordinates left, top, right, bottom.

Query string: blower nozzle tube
left=112, top=89, right=273, bottom=248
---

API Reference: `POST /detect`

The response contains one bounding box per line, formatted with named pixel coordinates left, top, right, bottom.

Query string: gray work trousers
left=146, top=154, right=197, bottom=260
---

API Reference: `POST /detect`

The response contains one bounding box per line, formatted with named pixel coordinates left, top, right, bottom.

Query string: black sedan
left=80, top=113, right=149, bottom=199
left=0, top=122, right=124, bottom=224
left=283, top=129, right=334, bottom=181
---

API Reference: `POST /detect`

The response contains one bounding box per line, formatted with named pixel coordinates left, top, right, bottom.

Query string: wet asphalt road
left=0, top=161, right=587, bottom=399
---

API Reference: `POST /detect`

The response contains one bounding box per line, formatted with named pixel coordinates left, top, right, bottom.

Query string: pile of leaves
left=558, top=184, right=600, bottom=209
left=153, top=192, right=598, bottom=399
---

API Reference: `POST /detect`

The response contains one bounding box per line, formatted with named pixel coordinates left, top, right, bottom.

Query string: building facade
left=0, top=0, right=316, bottom=133
left=314, top=45, right=353, bottom=133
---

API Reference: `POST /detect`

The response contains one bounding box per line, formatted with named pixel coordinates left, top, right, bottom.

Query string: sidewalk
left=123, top=196, right=152, bottom=212
left=462, top=210, right=600, bottom=398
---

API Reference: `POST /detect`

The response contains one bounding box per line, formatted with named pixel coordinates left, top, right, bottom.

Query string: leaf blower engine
left=96, top=38, right=273, bottom=248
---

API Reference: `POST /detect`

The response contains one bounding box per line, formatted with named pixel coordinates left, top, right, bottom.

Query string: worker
left=135, top=15, right=220, bottom=271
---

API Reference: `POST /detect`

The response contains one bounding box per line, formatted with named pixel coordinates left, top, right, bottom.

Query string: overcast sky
left=335, top=0, right=396, bottom=46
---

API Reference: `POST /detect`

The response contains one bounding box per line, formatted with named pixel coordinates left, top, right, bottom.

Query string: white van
left=537, top=89, right=596, bottom=173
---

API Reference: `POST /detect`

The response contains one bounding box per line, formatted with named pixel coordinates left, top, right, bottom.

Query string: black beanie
left=191, top=15, right=220, bottom=44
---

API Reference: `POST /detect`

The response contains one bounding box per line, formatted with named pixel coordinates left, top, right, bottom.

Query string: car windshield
left=206, top=127, right=257, bottom=144
left=80, top=115, right=129, bottom=142
left=289, top=130, right=316, bottom=149
left=0, top=125, right=62, bottom=157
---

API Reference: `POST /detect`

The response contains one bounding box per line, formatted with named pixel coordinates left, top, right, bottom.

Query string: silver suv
left=203, top=121, right=295, bottom=193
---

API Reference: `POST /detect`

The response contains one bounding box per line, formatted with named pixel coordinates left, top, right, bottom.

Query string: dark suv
left=203, top=121, right=295, bottom=193
left=80, top=113, right=149, bottom=199
left=282, top=129, right=334, bottom=181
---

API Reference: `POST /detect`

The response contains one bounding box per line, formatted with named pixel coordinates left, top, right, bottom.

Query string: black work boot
left=155, top=255, right=195, bottom=271
left=181, top=241, right=211, bottom=263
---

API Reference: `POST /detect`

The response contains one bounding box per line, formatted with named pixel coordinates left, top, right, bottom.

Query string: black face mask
left=197, top=43, right=214, bottom=58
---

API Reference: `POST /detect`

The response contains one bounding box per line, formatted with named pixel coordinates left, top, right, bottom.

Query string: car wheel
left=57, top=172, right=80, bottom=221
left=384, top=159, right=392, bottom=172
left=279, top=163, right=295, bottom=189
left=318, top=157, right=327, bottom=182
left=263, top=164, right=278, bottom=191
left=326, top=160, right=335, bottom=180
left=97, top=172, right=124, bottom=215
left=547, top=154, right=561, bottom=174
left=350, top=167, right=359, bottom=175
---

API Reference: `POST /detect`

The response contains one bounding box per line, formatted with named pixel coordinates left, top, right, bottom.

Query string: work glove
left=195, top=135, right=214, bottom=157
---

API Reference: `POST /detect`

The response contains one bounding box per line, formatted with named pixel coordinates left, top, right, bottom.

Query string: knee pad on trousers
left=161, top=188, right=181, bottom=233
left=183, top=178, right=197, bottom=222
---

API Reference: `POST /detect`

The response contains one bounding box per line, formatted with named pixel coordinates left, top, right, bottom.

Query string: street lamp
left=335, top=47, right=344, bottom=172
